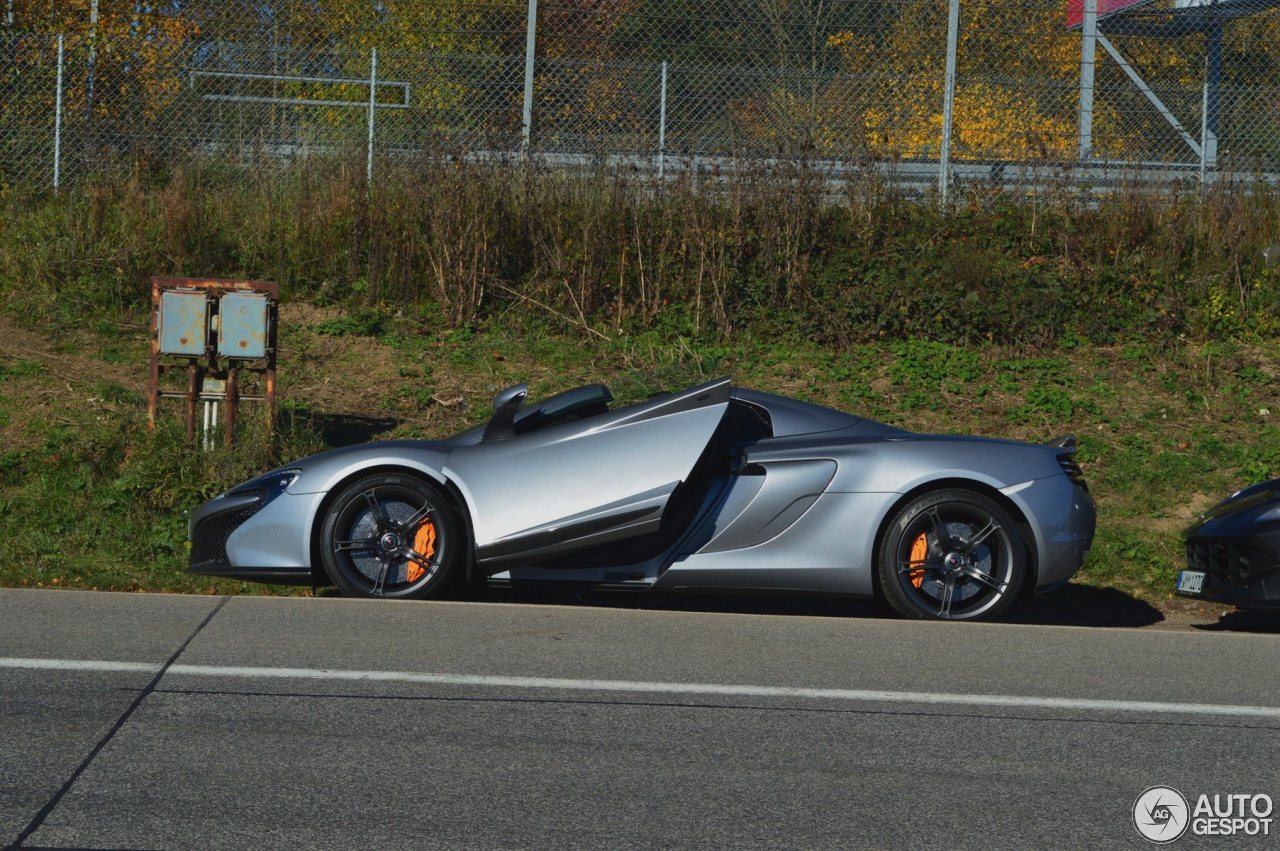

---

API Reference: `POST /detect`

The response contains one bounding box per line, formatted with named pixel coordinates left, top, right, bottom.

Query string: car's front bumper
left=188, top=487, right=322, bottom=584
left=1178, top=536, right=1280, bottom=610
left=1178, top=491, right=1280, bottom=610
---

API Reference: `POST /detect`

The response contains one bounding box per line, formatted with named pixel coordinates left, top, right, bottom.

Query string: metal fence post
left=1078, top=0, right=1097, bottom=162
left=1199, top=79, right=1210, bottom=183
left=521, top=0, right=538, bottom=154
left=938, top=0, right=960, bottom=203
left=53, top=34, right=64, bottom=192
left=657, top=60, right=668, bottom=179
left=1201, top=19, right=1222, bottom=176
left=366, top=47, right=377, bottom=186
left=86, top=0, right=98, bottom=116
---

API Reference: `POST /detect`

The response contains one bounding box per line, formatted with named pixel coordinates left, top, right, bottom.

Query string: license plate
left=1176, top=570, right=1205, bottom=595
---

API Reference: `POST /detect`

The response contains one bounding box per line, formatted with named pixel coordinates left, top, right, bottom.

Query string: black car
left=1179, top=246, right=1280, bottom=610
left=1179, top=480, right=1280, bottom=610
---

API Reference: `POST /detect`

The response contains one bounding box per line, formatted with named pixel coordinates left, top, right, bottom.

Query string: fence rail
left=3, top=0, right=1280, bottom=195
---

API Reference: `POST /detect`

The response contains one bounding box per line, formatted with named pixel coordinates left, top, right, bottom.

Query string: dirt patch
left=1146, top=492, right=1218, bottom=538
left=275, top=301, right=404, bottom=415
left=0, top=315, right=147, bottom=451
left=279, top=302, right=343, bottom=326
left=275, top=305, right=477, bottom=438
left=0, top=315, right=144, bottom=391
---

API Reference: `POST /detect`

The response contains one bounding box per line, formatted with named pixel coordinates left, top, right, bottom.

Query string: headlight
left=226, top=468, right=302, bottom=499
left=268, top=468, right=302, bottom=493
left=1256, top=504, right=1280, bottom=524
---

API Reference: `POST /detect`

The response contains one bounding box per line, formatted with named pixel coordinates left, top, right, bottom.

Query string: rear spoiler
left=1047, top=434, right=1078, bottom=454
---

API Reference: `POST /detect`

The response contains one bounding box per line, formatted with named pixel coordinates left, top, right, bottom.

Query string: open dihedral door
left=445, top=377, right=731, bottom=569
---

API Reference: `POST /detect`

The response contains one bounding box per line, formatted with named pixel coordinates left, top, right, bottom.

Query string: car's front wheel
left=319, top=473, right=462, bottom=599
left=877, top=489, right=1027, bottom=621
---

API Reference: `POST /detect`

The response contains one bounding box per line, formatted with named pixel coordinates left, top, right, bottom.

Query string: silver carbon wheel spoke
left=400, top=547, right=436, bottom=570
left=923, top=508, right=951, bottom=550
left=370, top=558, right=390, bottom=597
left=398, top=502, right=434, bottom=531
left=334, top=538, right=377, bottom=553
left=897, top=557, right=944, bottom=574
left=361, top=490, right=390, bottom=530
left=960, top=564, right=1008, bottom=593
left=938, top=575, right=957, bottom=618
left=961, top=519, right=1000, bottom=556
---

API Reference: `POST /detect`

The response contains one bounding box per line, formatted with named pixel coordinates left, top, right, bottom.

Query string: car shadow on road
left=1003, top=583, right=1164, bottom=628
left=462, top=584, right=886, bottom=620
left=459, top=581, right=1180, bottom=629
left=1192, top=609, right=1280, bottom=634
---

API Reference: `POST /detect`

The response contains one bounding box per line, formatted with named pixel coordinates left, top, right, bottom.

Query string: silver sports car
left=189, top=377, right=1095, bottom=621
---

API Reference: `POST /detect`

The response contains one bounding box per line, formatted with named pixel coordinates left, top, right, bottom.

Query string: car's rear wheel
left=319, top=473, right=461, bottom=599
left=877, top=489, right=1027, bottom=622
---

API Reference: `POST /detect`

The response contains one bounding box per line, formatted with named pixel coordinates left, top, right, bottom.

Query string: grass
left=0, top=304, right=1277, bottom=609
left=3, top=157, right=1280, bottom=347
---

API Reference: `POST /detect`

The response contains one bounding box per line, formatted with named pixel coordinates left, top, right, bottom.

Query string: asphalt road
left=2, top=589, right=1278, bottom=849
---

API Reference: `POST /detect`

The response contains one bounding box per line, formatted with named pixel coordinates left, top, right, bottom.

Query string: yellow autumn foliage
left=741, top=0, right=1280, bottom=163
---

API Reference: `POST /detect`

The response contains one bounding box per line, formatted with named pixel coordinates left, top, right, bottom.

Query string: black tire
left=877, top=488, right=1027, bottom=622
left=319, top=472, right=462, bottom=600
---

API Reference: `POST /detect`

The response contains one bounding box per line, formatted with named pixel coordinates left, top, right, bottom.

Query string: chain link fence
left=3, top=0, right=1279, bottom=194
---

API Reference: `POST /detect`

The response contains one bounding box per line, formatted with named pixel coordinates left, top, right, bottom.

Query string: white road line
left=0, top=657, right=158, bottom=673
left=4, top=656, right=1279, bottom=719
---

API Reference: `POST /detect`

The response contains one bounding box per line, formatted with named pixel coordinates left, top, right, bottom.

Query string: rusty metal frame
left=148, top=276, right=279, bottom=447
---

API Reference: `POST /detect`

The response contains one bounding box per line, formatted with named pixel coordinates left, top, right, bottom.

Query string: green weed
left=4, top=157, right=1280, bottom=345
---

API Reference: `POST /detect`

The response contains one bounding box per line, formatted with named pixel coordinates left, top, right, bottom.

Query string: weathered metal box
left=157, top=290, right=209, bottom=356
left=218, top=292, right=269, bottom=359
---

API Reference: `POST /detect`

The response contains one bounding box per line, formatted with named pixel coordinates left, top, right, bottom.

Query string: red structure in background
left=1066, top=0, right=1156, bottom=28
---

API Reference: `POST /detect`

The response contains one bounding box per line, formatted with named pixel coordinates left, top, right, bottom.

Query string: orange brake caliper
left=406, top=521, right=437, bottom=583
left=909, top=532, right=928, bottom=589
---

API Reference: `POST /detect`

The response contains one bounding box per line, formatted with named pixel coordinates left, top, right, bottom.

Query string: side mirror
left=492, top=383, right=528, bottom=414
left=483, top=383, right=528, bottom=442
left=1264, top=245, right=1280, bottom=269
